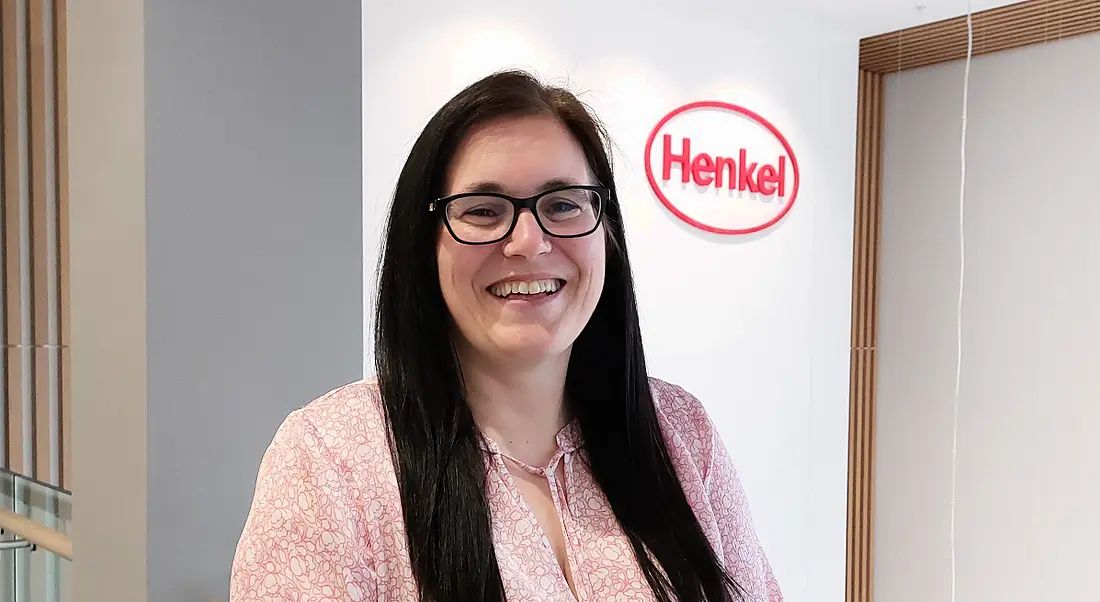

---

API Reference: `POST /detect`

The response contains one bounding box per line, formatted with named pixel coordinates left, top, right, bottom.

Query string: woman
left=230, top=70, right=781, bottom=602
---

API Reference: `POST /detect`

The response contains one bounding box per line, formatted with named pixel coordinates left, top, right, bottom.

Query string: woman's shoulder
left=648, top=377, right=715, bottom=434
left=279, top=378, right=390, bottom=465
left=648, top=377, right=720, bottom=475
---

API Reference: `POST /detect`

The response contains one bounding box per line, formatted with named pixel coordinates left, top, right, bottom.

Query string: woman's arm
left=704, top=417, right=784, bottom=602
left=230, top=411, right=375, bottom=602
left=654, top=379, right=783, bottom=602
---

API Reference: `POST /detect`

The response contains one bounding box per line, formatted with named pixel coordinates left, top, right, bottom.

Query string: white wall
left=363, top=3, right=858, bottom=601
left=876, top=32, right=1100, bottom=602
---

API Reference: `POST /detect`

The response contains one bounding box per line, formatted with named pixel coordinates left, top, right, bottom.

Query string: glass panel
left=0, top=468, right=72, bottom=602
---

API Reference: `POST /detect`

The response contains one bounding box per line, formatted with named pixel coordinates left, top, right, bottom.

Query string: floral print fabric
left=230, top=378, right=783, bottom=602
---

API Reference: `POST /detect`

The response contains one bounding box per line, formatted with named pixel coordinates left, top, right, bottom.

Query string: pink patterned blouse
left=230, top=378, right=783, bottom=602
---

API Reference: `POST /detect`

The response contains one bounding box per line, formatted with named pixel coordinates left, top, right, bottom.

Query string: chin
left=488, top=326, right=571, bottom=361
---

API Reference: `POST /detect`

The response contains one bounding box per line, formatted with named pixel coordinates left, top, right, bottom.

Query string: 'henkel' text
left=661, top=135, right=788, bottom=196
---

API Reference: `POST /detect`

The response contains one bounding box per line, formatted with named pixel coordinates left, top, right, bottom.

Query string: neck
left=458, top=345, right=570, bottom=467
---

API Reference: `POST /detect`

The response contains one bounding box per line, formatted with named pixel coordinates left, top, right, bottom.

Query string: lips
left=488, top=278, right=565, bottom=299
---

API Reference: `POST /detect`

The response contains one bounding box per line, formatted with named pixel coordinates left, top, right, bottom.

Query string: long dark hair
left=375, top=70, right=741, bottom=602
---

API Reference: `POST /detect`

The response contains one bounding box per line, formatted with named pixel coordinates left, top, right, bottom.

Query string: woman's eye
left=551, top=201, right=579, bottom=212
left=465, top=207, right=499, bottom=217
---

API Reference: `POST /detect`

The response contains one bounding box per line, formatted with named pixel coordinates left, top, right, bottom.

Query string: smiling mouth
left=488, top=278, right=565, bottom=300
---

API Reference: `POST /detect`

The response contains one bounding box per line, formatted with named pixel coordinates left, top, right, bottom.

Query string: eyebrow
left=459, top=177, right=586, bottom=195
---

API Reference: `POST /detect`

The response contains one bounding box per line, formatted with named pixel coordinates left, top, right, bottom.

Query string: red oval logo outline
left=644, top=101, right=800, bottom=236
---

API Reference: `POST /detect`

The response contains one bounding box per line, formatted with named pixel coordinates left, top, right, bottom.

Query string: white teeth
left=490, top=279, right=562, bottom=298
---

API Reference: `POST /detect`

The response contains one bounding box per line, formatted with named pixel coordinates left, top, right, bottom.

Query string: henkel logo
left=644, top=101, right=800, bottom=235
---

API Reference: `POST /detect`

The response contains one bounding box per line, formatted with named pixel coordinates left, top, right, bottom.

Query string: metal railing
left=0, top=466, right=71, bottom=602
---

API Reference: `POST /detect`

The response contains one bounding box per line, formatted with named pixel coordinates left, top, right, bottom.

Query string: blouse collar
left=477, top=420, right=584, bottom=463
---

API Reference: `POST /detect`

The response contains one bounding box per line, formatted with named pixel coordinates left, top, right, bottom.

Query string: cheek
left=570, top=235, right=607, bottom=299
left=437, top=236, right=486, bottom=303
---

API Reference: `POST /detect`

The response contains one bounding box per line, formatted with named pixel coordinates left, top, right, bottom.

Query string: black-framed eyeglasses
left=429, top=185, right=610, bottom=245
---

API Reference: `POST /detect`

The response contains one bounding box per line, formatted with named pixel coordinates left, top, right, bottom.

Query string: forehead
left=444, top=115, right=593, bottom=197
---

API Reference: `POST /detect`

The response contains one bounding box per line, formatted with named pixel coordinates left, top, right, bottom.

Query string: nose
left=502, top=209, right=551, bottom=259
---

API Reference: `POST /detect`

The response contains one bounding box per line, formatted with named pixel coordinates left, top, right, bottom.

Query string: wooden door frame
left=846, top=2, right=1100, bottom=601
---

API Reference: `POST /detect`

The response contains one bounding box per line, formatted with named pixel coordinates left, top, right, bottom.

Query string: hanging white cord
left=951, top=4, right=974, bottom=602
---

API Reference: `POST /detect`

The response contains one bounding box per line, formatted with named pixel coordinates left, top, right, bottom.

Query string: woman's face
left=437, top=115, right=606, bottom=365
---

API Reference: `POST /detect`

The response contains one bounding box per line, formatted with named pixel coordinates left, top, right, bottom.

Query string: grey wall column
left=143, top=1, right=363, bottom=599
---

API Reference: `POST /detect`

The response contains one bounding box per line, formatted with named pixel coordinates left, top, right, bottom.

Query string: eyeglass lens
left=444, top=188, right=602, bottom=243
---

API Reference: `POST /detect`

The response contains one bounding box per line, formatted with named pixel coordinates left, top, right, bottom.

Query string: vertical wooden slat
left=856, top=69, right=869, bottom=602
left=847, top=68, right=884, bottom=602
left=0, top=0, right=9, bottom=471
left=867, top=71, right=882, bottom=602
left=2, top=0, right=27, bottom=476
left=859, top=68, right=872, bottom=602
left=860, top=72, right=876, bottom=602
left=846, top=68, right=867, bottom=602
left=29, top=0, right=54, bottom=484
left=1, top=0, right=68, bottom=489
left=866, top=71, right=884, bottom=602
left=54, top=0, right=69, bottom=491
